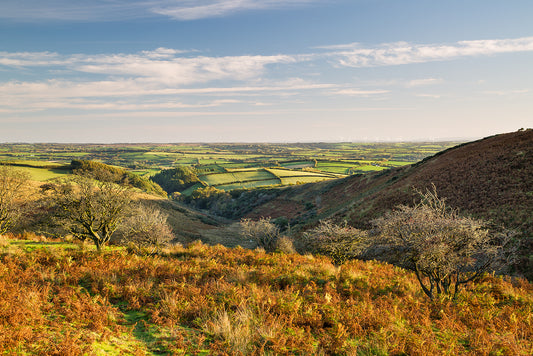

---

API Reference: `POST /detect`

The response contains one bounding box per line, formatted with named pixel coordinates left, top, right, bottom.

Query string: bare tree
left=240, top=217, right=280, bottom=252
left=301, top=220, right=368, bottom=264
left=0, top=165, right=29, bottom=234
left=116, top=203, right=174, bottom=254
left=44, top=174, right=132, bottom=251
left=372, top=185, right=508, bottom=299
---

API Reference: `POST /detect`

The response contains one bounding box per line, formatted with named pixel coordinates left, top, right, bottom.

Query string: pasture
left=0, top=141, right=461, bottom=191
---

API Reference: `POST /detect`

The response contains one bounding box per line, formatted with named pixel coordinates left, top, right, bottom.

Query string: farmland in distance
left=0, top=141, right=461, bottom=192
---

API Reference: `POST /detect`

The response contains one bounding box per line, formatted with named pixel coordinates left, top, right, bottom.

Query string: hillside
left=248, top=130, right=532, bottom=226
left=246, top=129, right=533, bottom=272
left=15, top=180, right=223, bottom=244
left=1, top=237, right=531, bottom=355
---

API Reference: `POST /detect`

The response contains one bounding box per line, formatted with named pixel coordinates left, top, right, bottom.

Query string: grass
left=215, top=179, right=282, bottom=191
left=199, top=169, right=278, bottom=186
left=16, top=166, right=70, bottom=181
left=280, top=176, right=334, bottom=185
left=2, top=234, right=530, bottom=355
left=0, top=142, right=461, bottom=192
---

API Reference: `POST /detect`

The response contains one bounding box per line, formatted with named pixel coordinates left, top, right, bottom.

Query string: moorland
left=0, top=131, right=532, bottom=355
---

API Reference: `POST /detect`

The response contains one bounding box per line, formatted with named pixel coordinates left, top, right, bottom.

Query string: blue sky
left=1, top=0, right=532, bottom=142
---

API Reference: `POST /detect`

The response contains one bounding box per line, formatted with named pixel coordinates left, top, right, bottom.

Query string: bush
left=300, top=220, right=368, bottom=264
left=116, top=203, right=174, bottom=255
left=371, top=185, right=510, bottom=299
left=240, top=217, right=280, bottom=252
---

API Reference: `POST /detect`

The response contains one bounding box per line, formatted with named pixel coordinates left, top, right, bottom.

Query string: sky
left=0, top=0, right=532, bottom=143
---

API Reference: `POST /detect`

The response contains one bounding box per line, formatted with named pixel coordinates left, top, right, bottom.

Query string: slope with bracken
left=247, top=129, right=533, bottom=274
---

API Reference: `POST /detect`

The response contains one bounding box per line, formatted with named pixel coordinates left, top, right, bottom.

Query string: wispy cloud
left=0, top=48, right=298, bottom=86
left=323, top=36, right=533, bottom=67
left=152, top=0, right=317, bottom=20
left=405, top=78, right=443, bottom=88
left=329, top=88, right=390, bottom=96
left=482, top=89, right=530, bottom=96
left=416, top=94, right=442, bottom=99
left=0, top=0, right=320, bottom=21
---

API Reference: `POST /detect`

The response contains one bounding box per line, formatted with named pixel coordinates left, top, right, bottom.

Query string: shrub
left=371, top=185, right=510, bottom=299
left=275, top=235, right=297, bottom=254
left=116, top=203, right=174, bottom=255
left=301, top=220, right=368, bottom=264
left=240, top=217, right=280, bottom=252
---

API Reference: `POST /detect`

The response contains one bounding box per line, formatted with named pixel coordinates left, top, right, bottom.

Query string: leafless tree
left=0, top=165, right=29, bottom=234
left=372, top=185, right=508, bottom=299
left=301, top=220, right=368, bottom=264
left=240, top=217, right=280, bottom=252
left=44, top=174, right=132, bottom=251
left=116, top=203, right=174, bottom=254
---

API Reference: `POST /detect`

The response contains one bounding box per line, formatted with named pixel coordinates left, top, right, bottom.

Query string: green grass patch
left=216, top=179, right=282, bottom=190
left=280, top=176, right=334, bottom=185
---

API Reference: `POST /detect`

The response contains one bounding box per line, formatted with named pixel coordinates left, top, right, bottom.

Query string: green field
left=17, top=166, right=69, bottom=181
left=199, top=169, right=278, bottom=186
left=0, top=141, right=462, bottom=191
left=280, top=176, right=334, bottom=185
left=216, top=179, right=282, bottom=190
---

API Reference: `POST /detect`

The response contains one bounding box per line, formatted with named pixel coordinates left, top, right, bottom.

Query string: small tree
left=301, top=220, right=368, bottom=264
left=116, top=203, right=174, bottom=255
left=372, top=185, right=506, bottom=299
left=44, top=174, right=131, bottom=251
left=240, top=217, right=280, bottom=252
left=0, top=165, right=29, bottom=234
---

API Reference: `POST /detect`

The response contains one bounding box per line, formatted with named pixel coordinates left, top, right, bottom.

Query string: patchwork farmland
left=0, top=142, right=460, bottom=193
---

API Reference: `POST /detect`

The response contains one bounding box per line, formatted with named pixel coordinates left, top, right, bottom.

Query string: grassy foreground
left=1, top=235, right=532, bottom=355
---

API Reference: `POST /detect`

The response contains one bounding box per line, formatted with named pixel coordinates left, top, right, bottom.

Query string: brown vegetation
left=1, top=236, right=532, bottom=355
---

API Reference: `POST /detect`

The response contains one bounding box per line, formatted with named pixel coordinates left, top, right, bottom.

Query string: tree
left=150, top=165, right=200, bottom=194
left=0, top=165, right=29, bottom=234
left=372, top=185, right=507, bottom=299
left=44, top=174, right=132, bottom=251
left=115, top=203, right=174, bottom=255
left=240, top=217, right=280, bottom=252
left=301, top=220, right=368, bottom=264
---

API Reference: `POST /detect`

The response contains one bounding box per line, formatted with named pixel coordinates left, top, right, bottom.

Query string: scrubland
left=1, top=234, right=531, bottom=355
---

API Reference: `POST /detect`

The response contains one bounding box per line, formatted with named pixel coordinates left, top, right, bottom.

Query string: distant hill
left=246, top=129, right=533, bottom=275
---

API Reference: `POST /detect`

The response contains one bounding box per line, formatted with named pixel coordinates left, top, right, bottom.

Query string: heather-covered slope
left=1, top=237, right=532, bottom=355
left=247, top=129, right=533, bottom=274
left=249, top=129, right=532, bottom=230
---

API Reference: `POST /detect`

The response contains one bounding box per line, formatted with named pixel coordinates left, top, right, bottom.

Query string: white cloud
left=151, top=0, right=317, bottom=20
left=406, top=78, right=443, bottom=87
left=0, top=0, right=320, bottom=21
left=327, top=36, right=533, bottom=67
left=0, top=49, right=298, bottom=87
left=416, top=94, right=442, bottom=99
left=482, top=89, right=530, bottom=96
left=330, top=89, right=390, bottom=96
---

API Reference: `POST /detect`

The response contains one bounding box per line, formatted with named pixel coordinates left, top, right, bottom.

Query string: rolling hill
left=246, top=129, right=533, bottom=275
